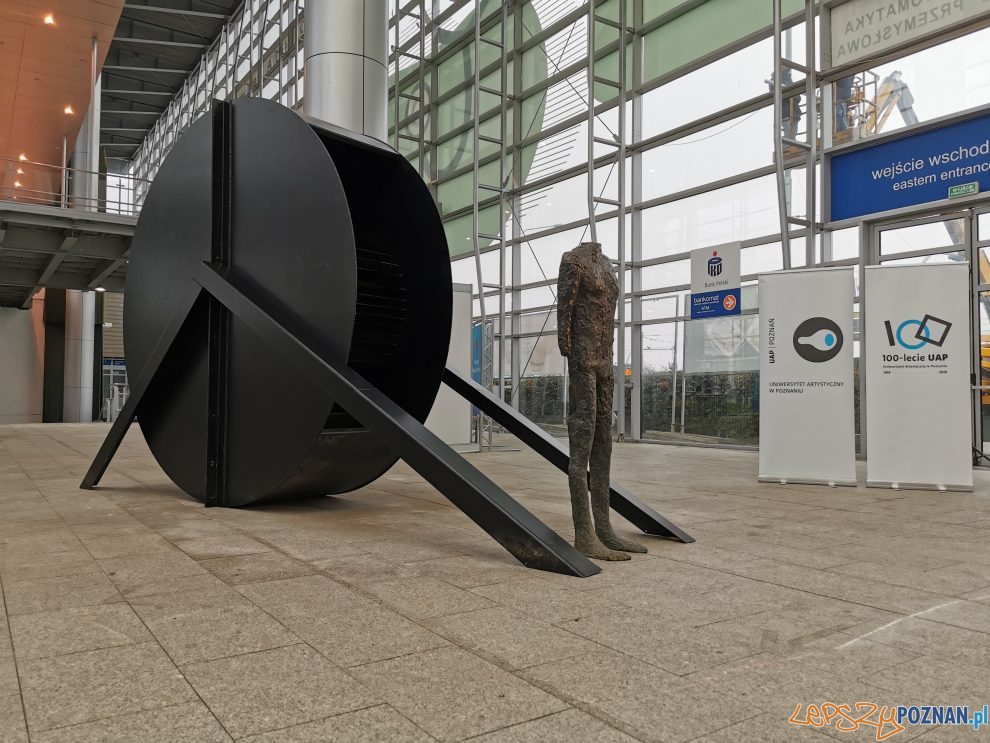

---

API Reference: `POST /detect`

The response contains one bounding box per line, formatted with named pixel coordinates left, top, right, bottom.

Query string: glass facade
left=119, top=0, right=990, bottom=448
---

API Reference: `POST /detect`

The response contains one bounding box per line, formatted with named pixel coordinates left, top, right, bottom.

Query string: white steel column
left=63, top=290, right=96, bottom=422
left=70, top=37, right=101, bottom=211
left=304, top=0, right=388, bottom=141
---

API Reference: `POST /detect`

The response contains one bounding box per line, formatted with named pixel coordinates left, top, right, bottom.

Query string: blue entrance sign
left=470, top=323, right=482, bottom=382
left=830, top=112, right=990, bottom=221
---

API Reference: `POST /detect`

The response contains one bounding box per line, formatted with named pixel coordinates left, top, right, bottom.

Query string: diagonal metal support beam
left=441, top=368, right=695, bottom=543
left=111, top=37, right=208, bottom=49
left=18, top=288, right=37, bottom=310
left=101, top=89, right=175, bottom=96
left=193, top=263, right=599, bottom=577
left=122, top=3, right=230, bottom=19
left=81, top=283, right=202, bottom=489
left=86, top=258, right=127, bottom=290
left=18, top=233, right=79, bottom=308
left=103, top=65, right=188, bottom=75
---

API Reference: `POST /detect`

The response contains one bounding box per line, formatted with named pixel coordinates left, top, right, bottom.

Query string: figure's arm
left=557, top=254, right=580, bottom=357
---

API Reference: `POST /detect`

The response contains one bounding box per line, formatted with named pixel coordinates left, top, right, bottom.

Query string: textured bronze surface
left=558, top=242, right=646, bottom=560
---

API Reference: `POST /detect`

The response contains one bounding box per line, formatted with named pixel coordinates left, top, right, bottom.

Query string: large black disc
left=125, top=99, right=357, bottom=503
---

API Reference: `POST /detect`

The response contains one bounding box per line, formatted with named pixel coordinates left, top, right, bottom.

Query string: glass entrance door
left=870, top=206, right=990, bottom=462
left=973, top=206, right=990, bottom=459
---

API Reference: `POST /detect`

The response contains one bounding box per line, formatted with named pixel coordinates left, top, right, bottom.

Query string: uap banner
left=865, top=264, right=972, bottom=491
left=759, top=268, right=856, bottom=486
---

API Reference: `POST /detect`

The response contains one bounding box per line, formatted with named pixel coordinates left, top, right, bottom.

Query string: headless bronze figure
left=558, top=242, right=646, bottom=561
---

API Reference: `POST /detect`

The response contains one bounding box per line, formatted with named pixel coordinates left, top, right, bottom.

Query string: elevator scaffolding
left=471, top=0, right=510, bottom=449
left=392, top=0, right=429, bottom=175
left=772, top=0, right=819, bottom=269
left=586, top=0, right=631, bottom=439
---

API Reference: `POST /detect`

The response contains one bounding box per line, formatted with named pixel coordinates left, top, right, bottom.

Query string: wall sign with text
left=690, top=243, right=741, bottom=319
left=827, top=0, right=990, bottom=69
left=830, top=111, right=990, bottom=221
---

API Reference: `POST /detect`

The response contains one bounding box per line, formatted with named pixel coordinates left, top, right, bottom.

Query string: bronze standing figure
left=557, top=242, right=646, bottom=560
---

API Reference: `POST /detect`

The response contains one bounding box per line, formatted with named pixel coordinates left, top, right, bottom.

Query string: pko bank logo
left=793, top=317, right=843, bottom=362
left=884, top=315, right=952, bottom=349
left=707, top=251, right=722, bottom=277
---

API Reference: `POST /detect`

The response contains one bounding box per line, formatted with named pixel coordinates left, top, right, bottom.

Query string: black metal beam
left=103, top=65, right=188, bottom=75
left=122, top=3, right=229, bottom=19
left=441, top=368, right=695, bottom=543
left=81, top=283, right=202, bottom=489
left=0, top=267, right=126, bottom=293
left=111, top=37, right=209, bottom=49
left=193, top=262, right=599, bottom=577
left=86, top=258, right=127, bottom=290
left=205, top=100, right=233, bottom=508
left=101, top=89, right=175, bottom=96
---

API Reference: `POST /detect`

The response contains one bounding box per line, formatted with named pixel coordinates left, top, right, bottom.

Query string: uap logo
left=707, top=250, right=722, bottom=277
left=793, top=317, right=843, bottom=362
left=884, top=314, right=951, bottom=349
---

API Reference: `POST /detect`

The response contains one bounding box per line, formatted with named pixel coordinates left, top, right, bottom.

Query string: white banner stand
left=759, top=267, right=857, bottom=487
left=865, top=264, right=973, bottom=492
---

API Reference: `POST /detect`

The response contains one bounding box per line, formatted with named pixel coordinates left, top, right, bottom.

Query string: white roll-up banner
left=759, top=268, right=856, bottom=486
left=865, top=264, right=973, bottom=491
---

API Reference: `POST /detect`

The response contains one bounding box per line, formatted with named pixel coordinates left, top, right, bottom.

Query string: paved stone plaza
left=2, top=424, right=990, bottom=741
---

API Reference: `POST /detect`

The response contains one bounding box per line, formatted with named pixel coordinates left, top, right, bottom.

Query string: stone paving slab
left=2, top=424, right=990, bottom=742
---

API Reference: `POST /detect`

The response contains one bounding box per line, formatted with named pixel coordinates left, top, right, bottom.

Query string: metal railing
left=0, top=156, right=148, bottom=216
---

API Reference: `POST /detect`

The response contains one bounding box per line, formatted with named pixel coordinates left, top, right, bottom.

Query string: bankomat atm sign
left=829, top=111, right=990, bottom=221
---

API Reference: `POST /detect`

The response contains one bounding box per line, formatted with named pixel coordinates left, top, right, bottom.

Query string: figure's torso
left=564, top=244, right=618, bottom=368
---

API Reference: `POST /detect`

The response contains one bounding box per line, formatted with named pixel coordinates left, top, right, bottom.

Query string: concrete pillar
left=63, top=290, right=95, bottom=422
left=304, top=0, right=388, bottom=141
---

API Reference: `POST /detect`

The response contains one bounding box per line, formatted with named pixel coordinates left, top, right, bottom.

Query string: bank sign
left=690, top=243, right=740, bottom=319
left=828, top=0, right=990, bottom=68
left=830, top=111, right=990, bottom=221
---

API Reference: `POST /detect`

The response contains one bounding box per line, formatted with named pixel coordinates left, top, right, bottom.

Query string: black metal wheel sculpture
left=125, top=98, right=450, bottom=505
left=82, top=98, right=692, bottom=576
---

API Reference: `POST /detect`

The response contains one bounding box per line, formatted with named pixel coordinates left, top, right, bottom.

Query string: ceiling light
left=14, top=180, right=22, bottom=188
left=64, top=105, right=74, bottom=115
left=18, top=154, right=27, bottom=161
left=95, top=286, right=106, bottom=292
left=43, top=13, right=55, bottom=25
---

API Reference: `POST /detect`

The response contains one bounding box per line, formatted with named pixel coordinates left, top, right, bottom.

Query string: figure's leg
left=590, top=366, right=646, bottom=554
left=568, top=366, right=627, bottom=561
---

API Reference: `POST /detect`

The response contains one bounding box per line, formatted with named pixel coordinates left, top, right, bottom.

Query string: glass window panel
left=828, top=227, right=859, bottom=262
left=641, top=291, right=687, bottom=321
left=518, top=309, right=557, bottom=334
left=519, top=284, right=557, bottom=309
left=741, top=241, right=783, bottom=275
left=641, top=173, right=781, bottom=259
left=517, top=335, right=565, bottom=427
left=683, top=314, right=759, bottom=444
left=836, top=28, right=990, bottom=142
left=519, top=226, right=587, bottom=284
left=518, top=172, right=588, bottom=233
left=881, top=251, right=966, bottom=267
left=879, top=219, right=966, bottom=256
left=642, top=107, right=774, bottom=201
left=640, top=321, right=679, bottom=438
left=642, top=0, right=803, bottom=84
left=641, top=259, right=690, bottom=291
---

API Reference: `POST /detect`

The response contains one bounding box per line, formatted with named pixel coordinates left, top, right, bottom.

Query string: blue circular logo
left=824, top=333, right=835, bottom=347
left=896, top=319, right=930, bottom=350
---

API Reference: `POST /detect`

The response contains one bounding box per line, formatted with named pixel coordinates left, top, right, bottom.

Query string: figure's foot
left=575, top=533, right=631, bottom=561
left=596, top=529, right=648, bottom=554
